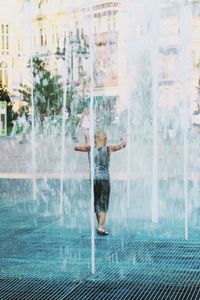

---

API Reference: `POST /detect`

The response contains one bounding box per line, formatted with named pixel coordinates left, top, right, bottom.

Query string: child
left=80, top=107, right=90, bottom=144
left=74, top=130, right=127, bottom=236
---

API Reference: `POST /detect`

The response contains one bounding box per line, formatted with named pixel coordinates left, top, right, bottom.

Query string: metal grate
left=1, top=179, right=200, bottom=299
left=1, top=226, right=200, bottom=299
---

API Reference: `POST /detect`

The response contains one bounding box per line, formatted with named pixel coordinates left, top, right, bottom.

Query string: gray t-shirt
left=94, top=145, right=110, bottom=180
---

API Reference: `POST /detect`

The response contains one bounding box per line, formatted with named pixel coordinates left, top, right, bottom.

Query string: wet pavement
left=0, top=178, right=200, bottom=300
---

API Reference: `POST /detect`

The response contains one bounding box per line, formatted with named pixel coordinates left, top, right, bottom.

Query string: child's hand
left=120, top=135, right=127, bottom=148
left=121, top=133, right=128, bottom=144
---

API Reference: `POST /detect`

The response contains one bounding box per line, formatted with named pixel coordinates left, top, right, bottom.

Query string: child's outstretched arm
left=109, top=138, right=127, bottom=153
left=74, top=145, right=90, bottom=152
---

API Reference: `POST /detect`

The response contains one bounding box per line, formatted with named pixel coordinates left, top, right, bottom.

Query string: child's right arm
left=74, top=145, right=90, bottom=152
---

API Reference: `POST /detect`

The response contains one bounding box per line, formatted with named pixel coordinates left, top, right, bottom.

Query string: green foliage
left=196, top=58, right=200, bottom=69
left=18, top=84, right=31, bottom=117
left=0, top=87, right=11, bottom=103
left=68, top=114, right=80, bottom=124
left=19, top=56, right=79, bottom=124
left=66, top=85, right=77, bottom=116
left=18, top=84, right=31, bottom=103
left=0, top=87, right=17, bottom=129
left=31, top=56, right=63, bottom=118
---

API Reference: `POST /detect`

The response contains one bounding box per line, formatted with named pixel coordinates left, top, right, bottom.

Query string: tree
left=66, top=85, right=77, bottom=116
left=31, top=56, right=63, bottom=122
left=0, top=87, right=17, bottom=131
left=18, top=84, right=31, bottom=117
left=18, top=56, right=79, bottom=128
left=0, top=87, right=11, bottom=103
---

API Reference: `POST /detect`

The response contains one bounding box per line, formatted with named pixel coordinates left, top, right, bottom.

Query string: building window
left=94, top=17, right=98, bottom=33
left=40, top=28, right=47, bottom=47
left=0, top=62, right=8, bottom=88
left=97, top=15, right=101, bottom=33
left=101, top=15, right=107, bottom=32
left=108, top=13, right=111, bottom=32
left=33, top=36, right=36, bottom=49
left=38, top=0, right=48, bottom=8
left=52, top=25, right=57, bottom=46
left=40, top=28, right=44, bottom=46
left=6, top=25, right=8, bottom=50
left=1, top=24, right=9, bottom=55
left=44, top=32, right=47, bottom=46
left=112, top=13, right=116, bottom=31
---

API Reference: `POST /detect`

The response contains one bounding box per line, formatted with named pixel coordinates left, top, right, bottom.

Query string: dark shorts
left=94, top=180, right=110, bottom=213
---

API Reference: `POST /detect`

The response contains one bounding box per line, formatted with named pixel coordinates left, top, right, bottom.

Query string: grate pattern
left=0, top=179, right=200, bottom=299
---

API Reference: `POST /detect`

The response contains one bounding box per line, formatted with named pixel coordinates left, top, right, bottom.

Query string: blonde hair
left=94, top=130, right=107, bottom=145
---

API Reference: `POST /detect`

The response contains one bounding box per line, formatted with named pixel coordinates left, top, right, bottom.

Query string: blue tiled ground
left=0, top=179, right=200, bottom=299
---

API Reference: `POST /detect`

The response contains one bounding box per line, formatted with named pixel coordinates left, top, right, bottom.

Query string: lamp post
left=55, top=28, right=90, bottom=137
left=55, top=29, right=89, bottom=85
left=55, top=35, right=67, bottom=61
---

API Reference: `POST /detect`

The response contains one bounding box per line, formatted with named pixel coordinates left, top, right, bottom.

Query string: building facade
left=1, top=0, right=200, bottom=126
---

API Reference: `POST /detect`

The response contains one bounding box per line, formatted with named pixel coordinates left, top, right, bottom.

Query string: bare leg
left=82, top=129, right=89, bottom=145
left=84, top=134, right=88, bottom=145
left=96, top=213, right=99, bottom=224
left=85, top=132, right=89, bottom=145
left=97, top=212, right=107, bottom=232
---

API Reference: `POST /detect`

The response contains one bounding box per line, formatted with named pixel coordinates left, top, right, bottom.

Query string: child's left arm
left=109, top=138, right=127, bottom=153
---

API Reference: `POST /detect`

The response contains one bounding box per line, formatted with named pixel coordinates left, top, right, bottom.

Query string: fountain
left=0, top=0, right=200, bottom=299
